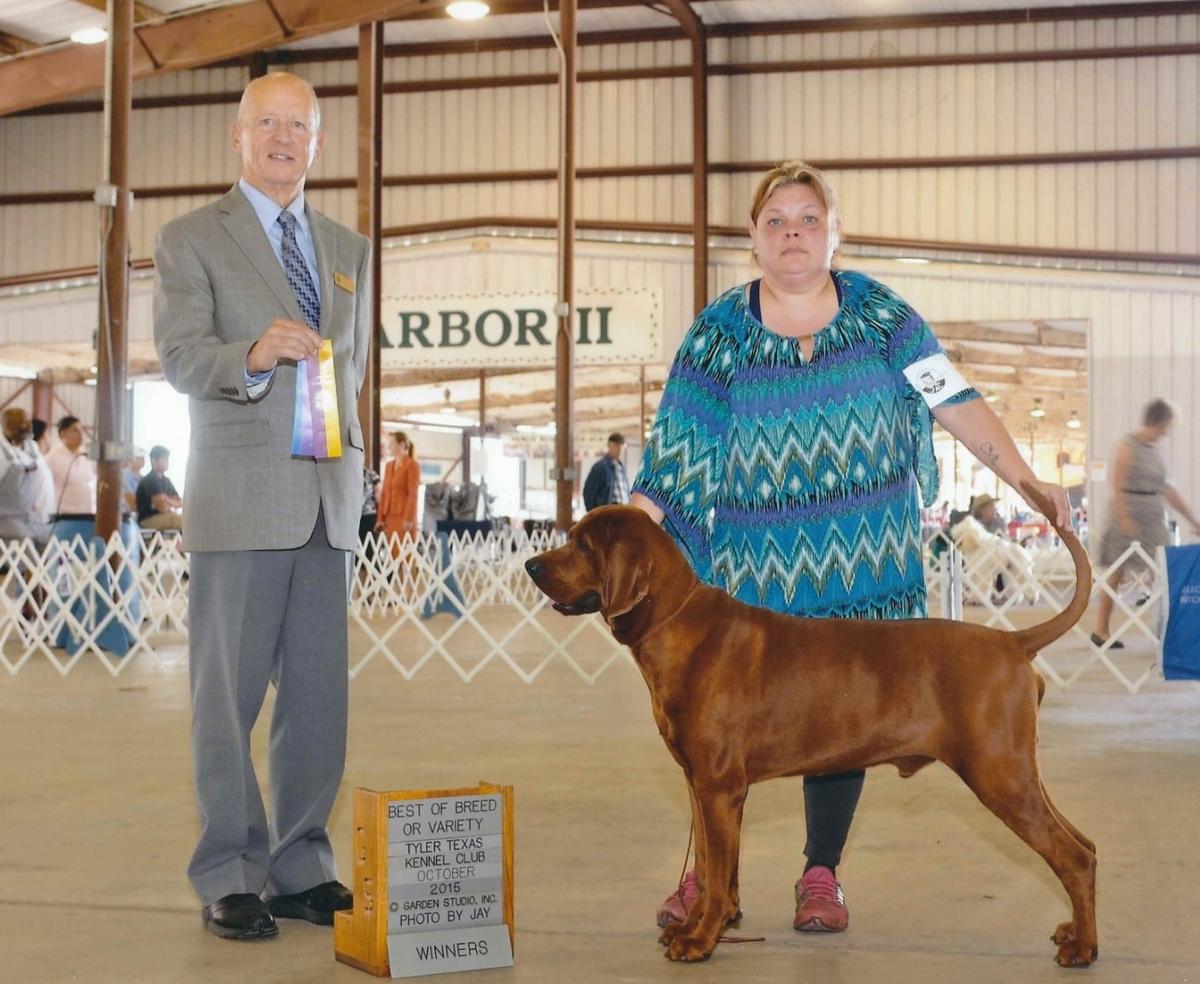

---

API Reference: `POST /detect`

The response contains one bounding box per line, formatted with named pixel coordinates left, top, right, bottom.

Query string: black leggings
left=803, top=770, right=865, bottom=874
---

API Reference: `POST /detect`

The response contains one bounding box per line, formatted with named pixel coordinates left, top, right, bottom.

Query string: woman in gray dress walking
left=1092, top=398, right=1200, bottom=647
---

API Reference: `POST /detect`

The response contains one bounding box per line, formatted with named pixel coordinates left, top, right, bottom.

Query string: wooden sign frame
left=335, top=782, right=515, bottom=977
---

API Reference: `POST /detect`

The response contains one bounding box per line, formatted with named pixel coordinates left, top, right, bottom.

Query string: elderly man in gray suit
left=154, top=72, right=369, bottom=941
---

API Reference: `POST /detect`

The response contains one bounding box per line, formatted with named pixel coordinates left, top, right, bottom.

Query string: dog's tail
left=1012, top=481, right=1093, bottom=657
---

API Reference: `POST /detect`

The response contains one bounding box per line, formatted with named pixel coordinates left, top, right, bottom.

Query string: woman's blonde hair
left=749, top=160, right=842, bottom=253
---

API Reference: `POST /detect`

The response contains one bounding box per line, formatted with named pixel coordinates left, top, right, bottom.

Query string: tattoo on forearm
left=975, top=442, right=1002, bottom=470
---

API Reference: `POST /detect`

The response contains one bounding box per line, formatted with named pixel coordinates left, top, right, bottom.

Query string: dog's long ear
left=600, top=526, right=650, bottom=619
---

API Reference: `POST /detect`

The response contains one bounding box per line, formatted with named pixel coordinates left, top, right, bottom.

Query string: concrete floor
left=2, top=633, right=1198, bottom=984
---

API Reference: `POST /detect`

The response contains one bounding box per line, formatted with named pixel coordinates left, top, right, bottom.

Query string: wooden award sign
left=335, top=783, right=515, bottom=978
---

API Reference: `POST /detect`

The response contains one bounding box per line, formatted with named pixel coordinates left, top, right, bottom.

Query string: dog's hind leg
left=665, top=781, right=747, bottom=963
left=1037, top=779, right=1097, bottom=949
left=955, top=756, right=1098, bottom=967
left=1041, top=779, right=1096, bottom=855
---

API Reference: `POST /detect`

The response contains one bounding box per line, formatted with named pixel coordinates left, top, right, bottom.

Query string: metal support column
left=552, top=0, right=577, bottom=529
left=94, top=0, right=133, bottom=541
left=662, top=1, right=708, bottom=316
left=356, top=21, right=384, bottom=472
left=32, top=374, right=53, bottom=425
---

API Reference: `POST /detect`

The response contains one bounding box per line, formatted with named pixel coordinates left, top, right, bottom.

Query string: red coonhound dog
left=525, top=484, right=1096, bottom=967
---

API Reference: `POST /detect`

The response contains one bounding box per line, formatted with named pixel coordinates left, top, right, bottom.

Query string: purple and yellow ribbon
left=291, top=339, right=343, bottom=459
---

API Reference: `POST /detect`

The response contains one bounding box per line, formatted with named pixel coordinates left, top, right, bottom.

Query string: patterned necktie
left=277, top=209, right=321, bottom=329
left=277, top=209, right=341, bottom=459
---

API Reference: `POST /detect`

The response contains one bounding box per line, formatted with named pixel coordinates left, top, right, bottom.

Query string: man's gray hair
left=237, top=71, right=321, bottom=128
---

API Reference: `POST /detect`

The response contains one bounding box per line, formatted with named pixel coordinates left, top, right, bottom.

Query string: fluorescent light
left=985, top=393, right=999, bottom=403
left=71, top=27, right=109, bottom=45
left=446, top=1, right=489, bottom=19
left=895, top=256, right=930, bottom=265
left=0, top=364, right=37, bottom=380
left=409, top=422, right=468, bottom=435
left=407, top=411, right=479, bottom=429
left=517, top=423, right=556, bottom=436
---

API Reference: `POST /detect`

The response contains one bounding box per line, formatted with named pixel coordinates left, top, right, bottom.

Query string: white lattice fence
left=925, top=537, right=1190, bottom=694
left=0, top=531, right=187, bottom=676
left=2, top=528, right=1196, bottom=693
left=347, top=529, right=629, bottom=684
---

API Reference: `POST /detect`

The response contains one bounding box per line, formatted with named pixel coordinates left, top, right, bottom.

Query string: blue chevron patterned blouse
left=633, top=269, right=978, bottom=621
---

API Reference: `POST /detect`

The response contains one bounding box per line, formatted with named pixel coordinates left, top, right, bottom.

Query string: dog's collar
left=629, top=578, right=703, bottom=647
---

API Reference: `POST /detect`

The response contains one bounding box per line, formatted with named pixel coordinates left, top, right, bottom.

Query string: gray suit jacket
left=153, top=185, right=370, bottom=552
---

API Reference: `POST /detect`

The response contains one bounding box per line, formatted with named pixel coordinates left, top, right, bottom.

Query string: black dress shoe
left=202, top=893, right=278, bottom=940
left=265, top=881, right=353, bottom=926
left=1090, top=632, right=1125, bottom=649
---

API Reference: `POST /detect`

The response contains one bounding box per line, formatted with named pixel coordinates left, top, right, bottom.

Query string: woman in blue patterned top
left=632, top=161, right=1070, bottom=935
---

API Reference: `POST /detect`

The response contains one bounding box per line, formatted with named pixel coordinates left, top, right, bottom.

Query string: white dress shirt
left=238, top=178, right=322, bottom=400
left=44, top=442, right=96, bottom=515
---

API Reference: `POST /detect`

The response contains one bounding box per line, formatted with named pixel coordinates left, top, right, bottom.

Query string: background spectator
left=969, top=493, right=1006, bottom=535
left=29, top=418, right=54, bottom=525
left=582, top=432, right=629, bottom=512
left=136, top=445, right=184, bottom=532
left=0, top=407, right=52, bottom=545
left=123, top=449, right=146, bottom=516
left=376, top=431, right=419, bottom=550
left=1092, top=398, right=1200, bottom=647
left=44, top=415, right=95, bottom=519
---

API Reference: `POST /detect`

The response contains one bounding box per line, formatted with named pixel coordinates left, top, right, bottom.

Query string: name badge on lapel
left=334, top=272, right=356, bottom=293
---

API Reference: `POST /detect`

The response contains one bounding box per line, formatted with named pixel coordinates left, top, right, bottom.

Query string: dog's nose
left=525, top=559, right=544, bottom=579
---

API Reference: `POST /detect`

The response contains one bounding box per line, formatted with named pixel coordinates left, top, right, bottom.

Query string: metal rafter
left=0, top=0, right=425, bottom=117
left=73, top=0, right=164, bottom=23
left=0, top=29, right=38, bottom=55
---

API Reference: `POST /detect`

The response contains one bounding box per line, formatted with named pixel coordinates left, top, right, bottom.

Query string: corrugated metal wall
left=2, top=10, right=1197, bottom=275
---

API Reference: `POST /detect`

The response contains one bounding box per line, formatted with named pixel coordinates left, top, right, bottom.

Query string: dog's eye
left=576, top=539, right=592, bottom=556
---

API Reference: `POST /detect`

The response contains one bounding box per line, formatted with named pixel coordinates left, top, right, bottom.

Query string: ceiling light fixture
left=1030, top=398, right=1046, bottom=419
left=70, top=27, right=109, bottom=44
left=1066, top=410, right=1082, bottom=430
left=446, top=1, right=490, bottom=20
left=894, top=256, right=930, bottom=265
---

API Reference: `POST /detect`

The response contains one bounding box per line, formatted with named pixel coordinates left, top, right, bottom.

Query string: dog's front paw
left=1051, top=920, right=1075, bottom=946
left=665, top=933, right=716, bottom=963
left=1054, top=937, right=1098, bottom=968
left=657, top=921, right=680, bottom=947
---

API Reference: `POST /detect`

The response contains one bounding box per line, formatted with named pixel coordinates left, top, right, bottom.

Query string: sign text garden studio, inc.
left=380, top=288, right=663, bottom=369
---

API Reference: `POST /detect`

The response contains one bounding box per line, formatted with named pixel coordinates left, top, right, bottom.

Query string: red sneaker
left=793, top=866, right=848, bottom=933
left=656, top=869, right=699, bottom=928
